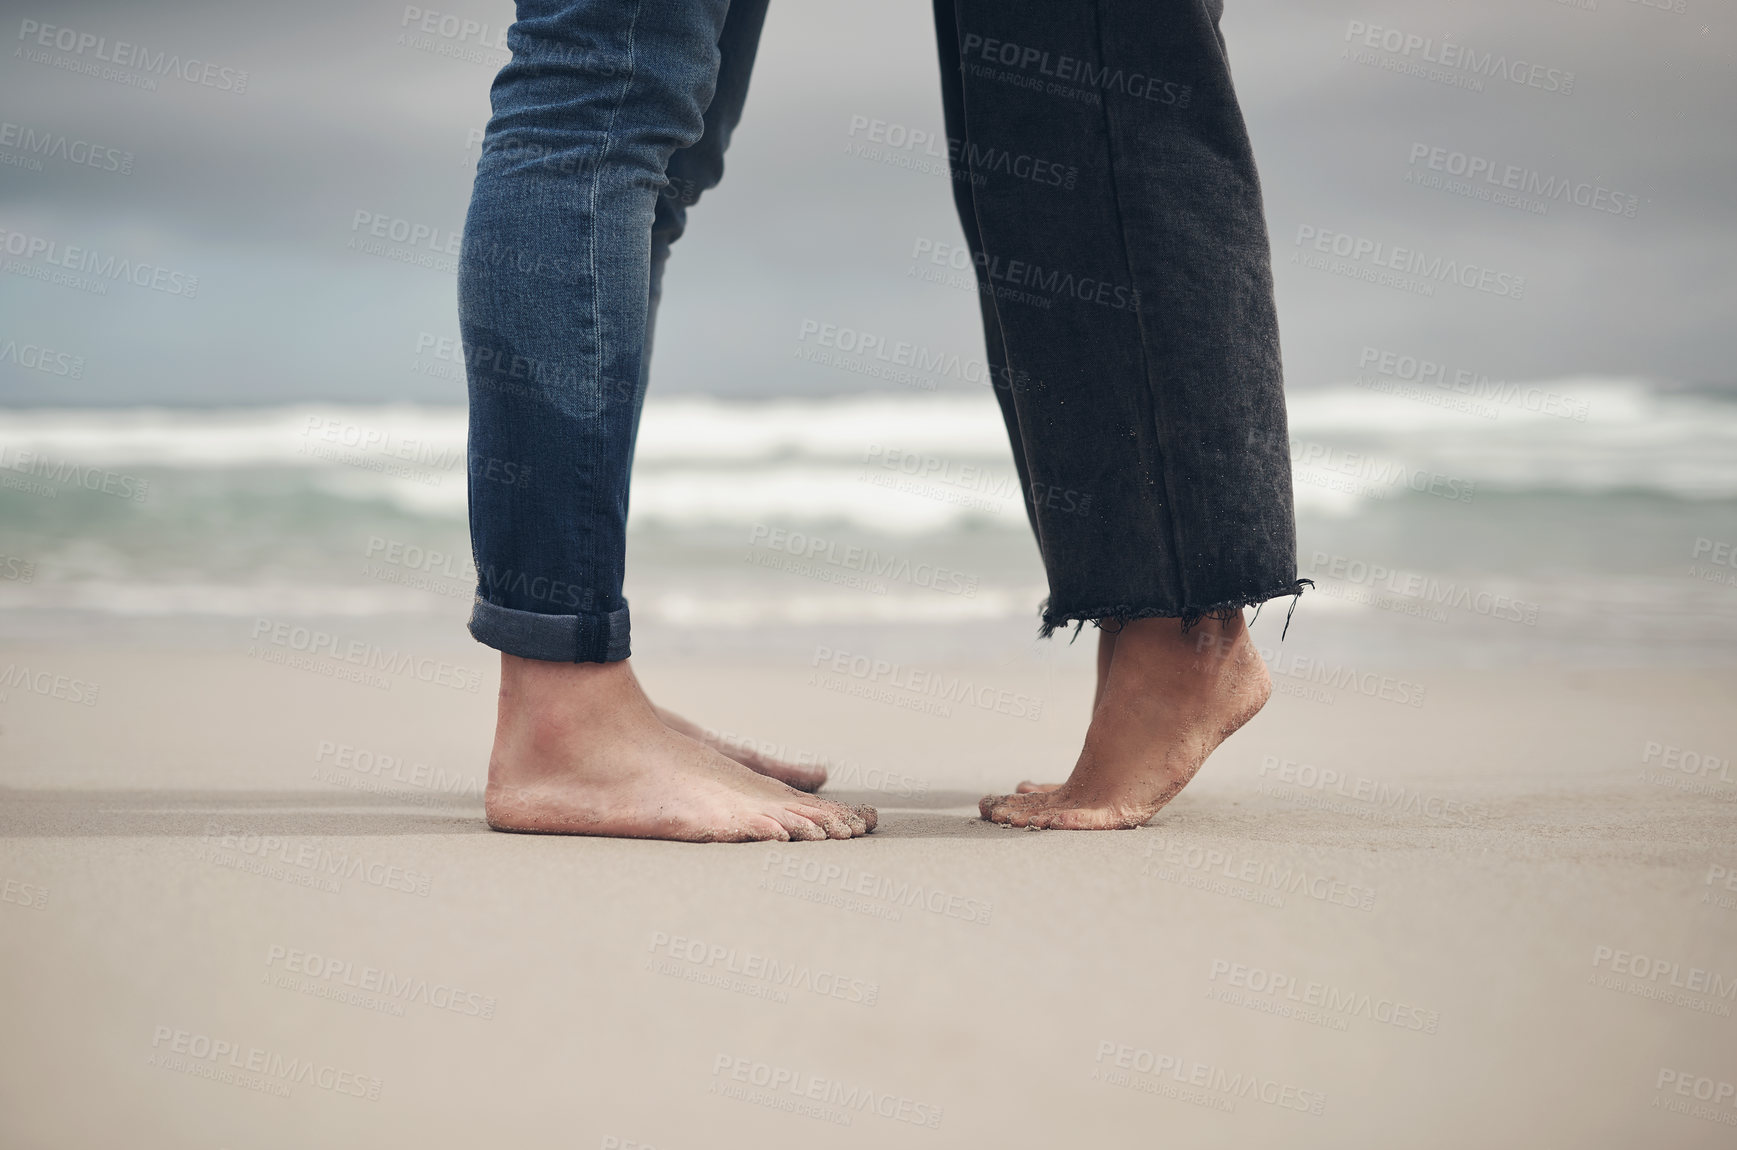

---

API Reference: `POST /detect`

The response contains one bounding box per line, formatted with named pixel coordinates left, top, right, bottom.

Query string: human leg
left=462, top=0, right=870, bottom=836
left=931, top=0, right=1303, bottom=825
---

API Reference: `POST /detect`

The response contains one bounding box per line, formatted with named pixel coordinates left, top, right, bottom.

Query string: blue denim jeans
left=459, top=0, right=768, bottom=662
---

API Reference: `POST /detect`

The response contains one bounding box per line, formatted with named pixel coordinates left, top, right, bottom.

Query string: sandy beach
left=2, top=642, right=1734, bottom=1148
left=6, top=0, right=1735, bottom=1143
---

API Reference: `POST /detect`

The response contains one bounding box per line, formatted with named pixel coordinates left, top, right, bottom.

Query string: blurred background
left=3, top=0, right=1736, bottom=668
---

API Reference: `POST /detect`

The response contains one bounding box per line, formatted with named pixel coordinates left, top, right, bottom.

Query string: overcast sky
left=1, top=0, right=1732, bottom=405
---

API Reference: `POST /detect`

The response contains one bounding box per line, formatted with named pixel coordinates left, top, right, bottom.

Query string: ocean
left=3, top=379, right=1736, bottom=667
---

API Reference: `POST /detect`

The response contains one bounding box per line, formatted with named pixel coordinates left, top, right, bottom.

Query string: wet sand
left=1, top=645, right=1734, bottom=1147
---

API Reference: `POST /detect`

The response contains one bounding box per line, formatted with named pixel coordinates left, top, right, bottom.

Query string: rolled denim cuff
left=468, top=596, right=631, bottom=663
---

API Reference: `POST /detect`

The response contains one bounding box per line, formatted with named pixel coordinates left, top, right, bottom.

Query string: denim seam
left=590, top=0, right=646, bottom=388
left=578, top=0, right=644, bottom=661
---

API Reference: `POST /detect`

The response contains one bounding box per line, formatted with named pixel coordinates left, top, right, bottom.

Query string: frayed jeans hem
left=1038, top=580, right=1315, bottom=640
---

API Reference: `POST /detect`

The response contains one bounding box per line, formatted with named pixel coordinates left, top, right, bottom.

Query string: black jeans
left=932, top=0, right=1305, bottom=634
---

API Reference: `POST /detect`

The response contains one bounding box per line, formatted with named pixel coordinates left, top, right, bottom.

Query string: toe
left=1014, top=781, right=1062, bottom=794
left=770, top=808, right=827, bottom=841
left=791, top=803, right=853, bottom=840
left=980, top=791, right=1048, bottom=823
left=821, top=800, right=874, bottom=837
left=737, top=813, right=792, bottom=842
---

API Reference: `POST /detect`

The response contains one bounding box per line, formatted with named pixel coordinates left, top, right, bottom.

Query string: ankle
left=1113, top=614, right=1248, bottom=667
left=495, top=654, right=650, bottom=758
left=499, top=653, right=644, bottom=714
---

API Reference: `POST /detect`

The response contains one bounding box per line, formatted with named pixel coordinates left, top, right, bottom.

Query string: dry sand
left=1, top=644, right=1735, bottom=1147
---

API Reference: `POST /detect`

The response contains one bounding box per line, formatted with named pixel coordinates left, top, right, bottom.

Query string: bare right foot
left=486, top=654, right=876, bottom=842
left=982, top=614, right=1269, bottom=830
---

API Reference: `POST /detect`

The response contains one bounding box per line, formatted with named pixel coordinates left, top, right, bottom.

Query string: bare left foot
left=983, top=614, right=1269, bottom=830
left=654, top=706, right=827, bottom=792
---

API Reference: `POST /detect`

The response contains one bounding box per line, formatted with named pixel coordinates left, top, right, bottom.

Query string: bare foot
left=982, top=614, right=1269, bottom=830
left=1014, top=627, right=1118, bottom=794
left=653, top=706, right=827, bottom=792
left=486, top=654, right=875, bottom=841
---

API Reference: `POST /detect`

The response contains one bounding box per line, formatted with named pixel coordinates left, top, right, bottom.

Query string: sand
left=1, top=643, right=1735, bottom=1148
